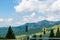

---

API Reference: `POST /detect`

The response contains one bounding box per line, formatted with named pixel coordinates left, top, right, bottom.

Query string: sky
left=0, top=0, right=60, bottom=27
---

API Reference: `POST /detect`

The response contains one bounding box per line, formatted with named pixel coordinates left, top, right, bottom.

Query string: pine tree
left=49, top=29, right=55, bottom=40
left=56, top=27, right=60, bottom=37
left=5, top=26, right=15, bottom=39
left=55, top=27, right=60, bottom=40
left=44, top=28, right=46, bottom=34
left=27, top=36, right=29, bottom=40
left=26, top=26, right=28, bottom=32
left=32, top=35, right=36, bottom=40
left=42, top=27, right=46, bottom=34
left=39, top=34, right=42, bottom=40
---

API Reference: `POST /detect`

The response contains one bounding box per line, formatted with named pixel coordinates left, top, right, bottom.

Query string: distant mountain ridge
left=0, top=20, right=60, bottom=37
left=16, top=20, right=60, bottom=29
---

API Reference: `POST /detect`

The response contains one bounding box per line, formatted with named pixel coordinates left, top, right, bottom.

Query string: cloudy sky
left=0, top=0, right=60, bottom=27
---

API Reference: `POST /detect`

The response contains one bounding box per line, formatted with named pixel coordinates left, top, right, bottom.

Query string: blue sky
left=0, top=0, right=60, bottom=27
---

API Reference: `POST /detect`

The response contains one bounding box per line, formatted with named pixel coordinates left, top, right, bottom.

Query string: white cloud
left=38, top=16, right=45, bottom=21
left=5, top=18, right=13, bottom=26
left=7, top=18, right=13, bottom=22
left=46, top=16, right=55, bottom=21
left=14, top=0, right=59, bottom=17
left=14, top=0, right=56, bottom=13
left=0, top=18, right=13, bottom=26
left=14, top=0, right=60, bottom=14
left=15, top=21, right=26, bottom=26
left=0, top=18, right=4, bottom=22
left=48, top=0, right=60, bottom=11
left=23, top=12, right=36, bottom=22
left=30, top=12, right=35, bottom=17
left=23, top=12, right=46, bottom=23
left=0, top=18, right=13, bottom=22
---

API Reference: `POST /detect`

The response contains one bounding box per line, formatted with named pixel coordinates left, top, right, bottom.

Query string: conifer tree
left=55, top=27, right=60, bottom=40
left=56, top=27, right=60, bottom=37
left=39, top=34, right=42, bottom=40
left=49, top=29, right=55, bottom=40
left=44, top=28, right=46, bottom=34
left=5, top=26, right=15, bottom=39
left=27, top=36, right=29, bottom=40
left=26, top=26, right=28, bottom=32
left=32, top=35, right=36, bottom=40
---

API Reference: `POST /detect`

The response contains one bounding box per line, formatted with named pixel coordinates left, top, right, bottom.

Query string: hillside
left=0, top=20, right=60, bottom=37
left=16, top=24, right=60, bottom=39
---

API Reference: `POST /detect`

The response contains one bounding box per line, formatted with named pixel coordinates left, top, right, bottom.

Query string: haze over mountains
left=0, top=20, right=60, bottom=37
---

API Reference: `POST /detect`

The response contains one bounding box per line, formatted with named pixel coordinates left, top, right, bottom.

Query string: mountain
left=0, top=20, right=60, bottom=37
left=38, top=20, right=55, bottom=27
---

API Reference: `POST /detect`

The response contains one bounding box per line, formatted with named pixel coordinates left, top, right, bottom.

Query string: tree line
left=0, top=25, right=60, bottom=40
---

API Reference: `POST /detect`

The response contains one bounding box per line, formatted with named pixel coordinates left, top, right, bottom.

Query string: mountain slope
left=0, top=20, right=60, bottom=37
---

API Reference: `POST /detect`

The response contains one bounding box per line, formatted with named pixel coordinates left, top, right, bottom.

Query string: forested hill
left=0, top=20, right=60, bottom=37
